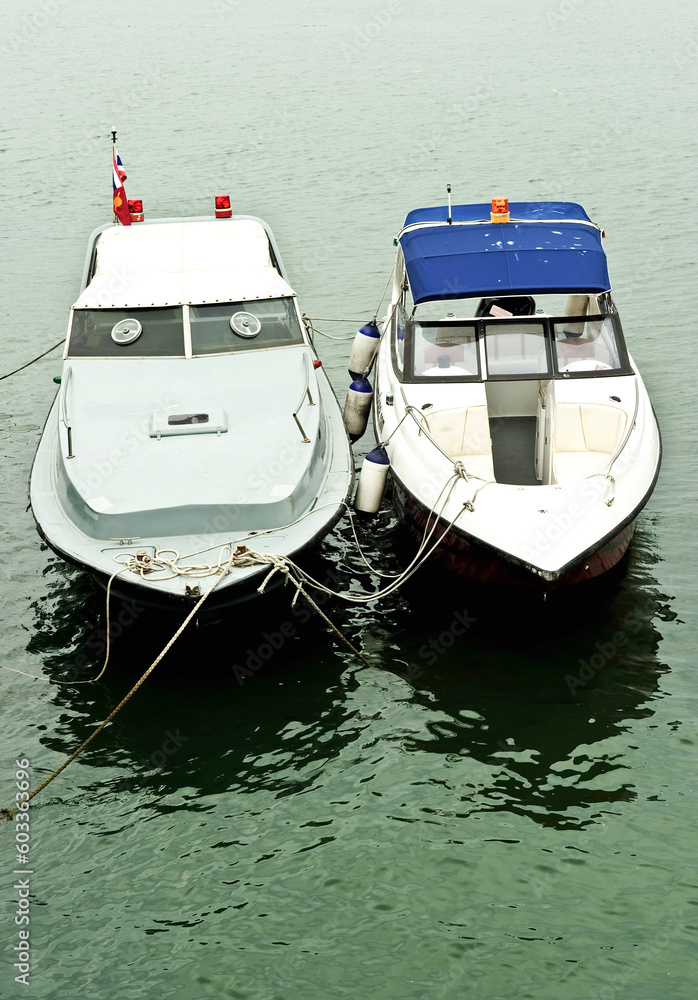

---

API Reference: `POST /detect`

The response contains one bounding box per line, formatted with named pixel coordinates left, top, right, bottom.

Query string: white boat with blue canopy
left=371, top=198, right=661, bottom=590
left=30, top=209, right=354, bottom=607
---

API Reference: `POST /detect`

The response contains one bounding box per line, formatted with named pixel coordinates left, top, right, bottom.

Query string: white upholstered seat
left=421, top=406, right=495, bottom=481
left=552, top=403, right=626, bottom=484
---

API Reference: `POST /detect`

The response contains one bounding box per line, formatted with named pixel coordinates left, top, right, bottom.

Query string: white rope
left=1, top=566, right=232, bottom=819
left=303, top=317, right=369, bottom=324
left=343, top=507, right=404, bottom=580
left=115, top=545, right=237, bottom=583
left=111, top=502, right=351, bottom=571
left=0, top=663, right=48, bottom=681
left=378, top=405, right=421, bottom=448
left=241, top=470, right=470, bottom=607
left=303, top=317, right=357, bottom=342
left=373, top=264, right=396, bottom=323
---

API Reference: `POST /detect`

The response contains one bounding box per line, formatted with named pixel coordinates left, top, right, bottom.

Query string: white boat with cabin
left=30, top=206, right=354, bottom=608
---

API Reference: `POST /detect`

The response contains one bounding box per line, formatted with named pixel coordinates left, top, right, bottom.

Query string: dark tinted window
left=68, top=308, right=185, bottom=357
left=190, top=298, right=304, bottom=355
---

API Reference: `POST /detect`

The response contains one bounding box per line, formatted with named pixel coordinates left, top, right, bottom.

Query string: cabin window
left=392, top=303, right=406, bottom=375
left=409, top=320, right=480, bottom=379
left=553, top=316, right=626, bottom=373
left=190, top=297, right=304, bottom=355
left=483, top=321, right=551, bottom=378
left=67, top=308, right=185, bottom=357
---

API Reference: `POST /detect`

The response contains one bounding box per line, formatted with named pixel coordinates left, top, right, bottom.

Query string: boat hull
left=32, top=502, right=348, bottom=614
left=30, top=385, right=353, bottom=613
left=393, top=477, right=636, bottom=591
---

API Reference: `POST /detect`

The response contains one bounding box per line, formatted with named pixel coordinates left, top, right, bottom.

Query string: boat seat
left=554, top=338, right=613, bottom=372
left=552, top=402, right=626, bottom=484
left=423, top=344, right=465, bottom=363
left=420, top=405, right=495, bottom=481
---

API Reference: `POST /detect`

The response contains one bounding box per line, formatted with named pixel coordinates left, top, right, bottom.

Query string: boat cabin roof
left=75, top=217, right=295, bottom=309
left=399, top=200, right=610, bottom=304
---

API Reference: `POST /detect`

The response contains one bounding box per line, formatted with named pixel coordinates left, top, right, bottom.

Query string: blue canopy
left=400, top=201, right=610, bottom=304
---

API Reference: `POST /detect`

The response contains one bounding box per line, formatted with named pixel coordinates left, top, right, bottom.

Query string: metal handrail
left=292, top=353, right=313, bottom=442
left=607, top=378, right=640, bottom=475
left=61, top=366, right=74, bottom=458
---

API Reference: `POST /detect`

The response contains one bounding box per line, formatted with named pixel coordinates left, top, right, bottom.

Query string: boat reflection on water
left=378, top=523, right=675, bottom=830
left=25, top=518, right=674, bottom=831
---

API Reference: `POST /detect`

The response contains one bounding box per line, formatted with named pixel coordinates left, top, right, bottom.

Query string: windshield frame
left=65, top=297, right=307, bottom=359
left=189, top=296, right=305, bottom=357
left=66, top=306, right=186, bottom=359
left=394, top=310, right=633, bottom=383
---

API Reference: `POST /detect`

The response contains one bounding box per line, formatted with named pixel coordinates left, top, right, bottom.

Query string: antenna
left=447, top=184, right=452, bottom=225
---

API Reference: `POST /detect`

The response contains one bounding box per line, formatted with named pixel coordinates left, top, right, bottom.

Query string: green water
left=2, top=1, right=697, bottom=997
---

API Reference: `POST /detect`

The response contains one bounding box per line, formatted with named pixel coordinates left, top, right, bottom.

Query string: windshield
left=68, top=307, right=185, bottom=357
left=190, top=297, right=303, bottom=355
left=553, top=316, right=625, bottom=373
left=483, top=321, right=550, bottom=377
left=400, top=312, right=630, bottom=382
left=409, top=320, right=480, bottom=379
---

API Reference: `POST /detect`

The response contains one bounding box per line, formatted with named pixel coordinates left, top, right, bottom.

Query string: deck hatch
left=149, top=409, right=227, bottom=437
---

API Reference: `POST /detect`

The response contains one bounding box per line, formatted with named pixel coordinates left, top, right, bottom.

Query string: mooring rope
left=50, top=565, right=137, bottom=685
left=0, top=566, right=144, bottom=686
left=0, top=339, right=63, bottom=381
left=303, top=317, right=369, bottom=324
left=303, top=320, right=357, bottom=342
left=238, top=470, right=470, bottom=608
left=372, top=265, right=396, bottom=325
left=0, top=540, right=382, bottom=820
left=0, top=559, right=233, bottom=822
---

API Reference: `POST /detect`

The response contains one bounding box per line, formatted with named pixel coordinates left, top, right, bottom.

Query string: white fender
left=348, top=322, right=380, bottom=379
left=343, top=378, right=373, bottom=442
left=355, top=446, right=390, bottom=514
